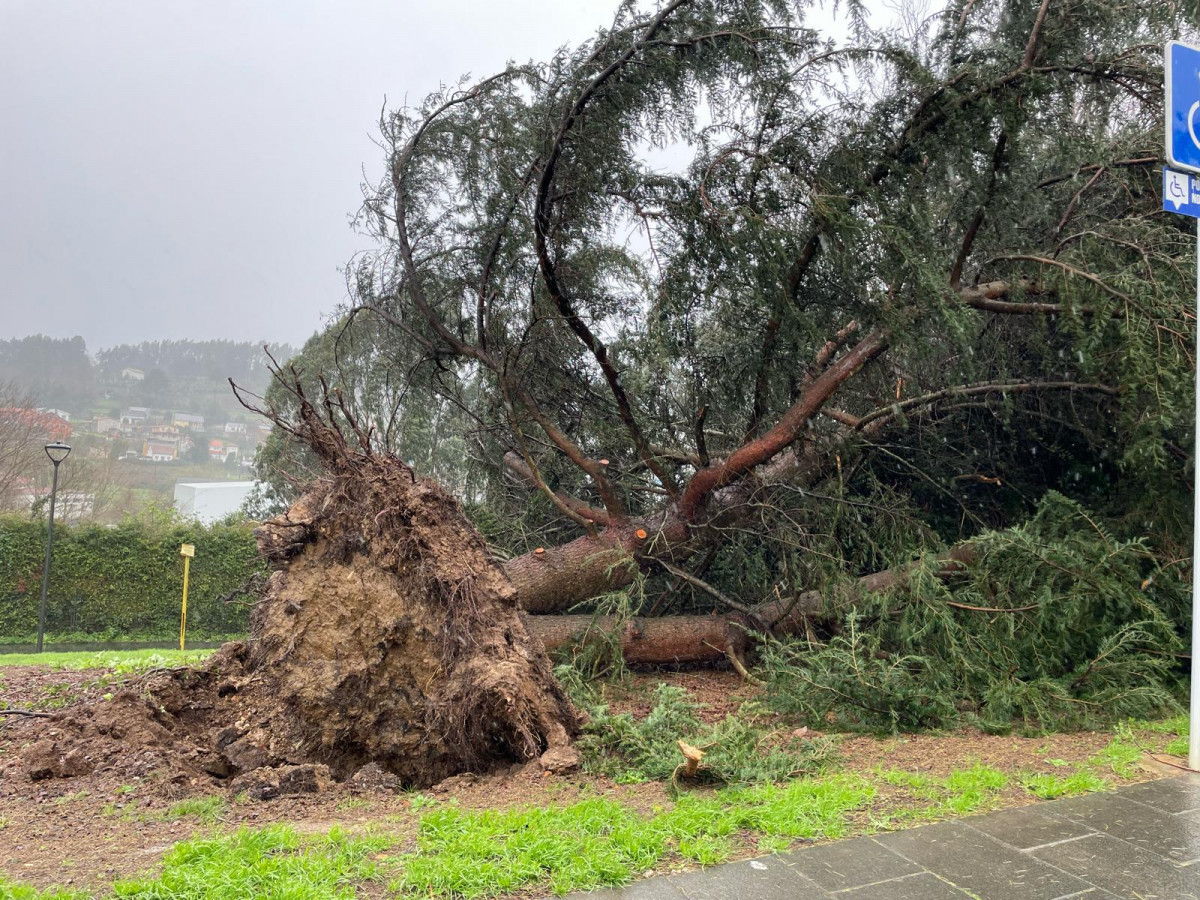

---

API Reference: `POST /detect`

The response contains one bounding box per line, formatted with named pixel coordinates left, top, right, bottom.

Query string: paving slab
left=780, top=835, right=921, bottom=891
left=1048, top=792, right=1200, bottom=863
left=1032, top=831, right=1200, bottom=900
left=874, top=819, right=1094, bottom=900
left=563, top=879, right=688, bottom=900
left=666, top=856, right=831, bottom=899
left=1112, top=773, right=1200, bottom=815
left=834, top=871, right=978, bottom=899
left=965, top=805, right=1098, bottom=850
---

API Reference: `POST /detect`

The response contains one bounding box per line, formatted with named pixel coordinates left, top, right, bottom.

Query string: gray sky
left=0, top=0, right=620, bottom=350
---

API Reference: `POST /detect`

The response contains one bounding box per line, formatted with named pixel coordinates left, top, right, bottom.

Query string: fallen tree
left=247, top=0, right=1185, bottom=671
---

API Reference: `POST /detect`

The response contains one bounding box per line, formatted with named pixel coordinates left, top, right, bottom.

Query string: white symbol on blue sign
left=1166, top=41, right=1200, bottom=175
left=1164, top=167, right=1200, bottom=219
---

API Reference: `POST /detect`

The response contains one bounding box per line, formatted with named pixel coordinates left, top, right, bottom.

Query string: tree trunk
left=523, top=546, right=976, bottom=666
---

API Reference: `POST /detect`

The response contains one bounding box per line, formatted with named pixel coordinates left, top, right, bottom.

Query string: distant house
left=208, top=439, right=239, bottom=463
left=223, top=422, right=247, bottom=436
left=171, top=412, right=205, bottom=430
left=121, top=407, right=149, bottom=427
left=121, top=367, right=145, bottom=381
left=37, top=407, right=71, bottom=422
left=92, top=415, right=120, bottom=435
left=174, top=481, right=255, bottom=524
left=142, top=438, right=179, bottom=462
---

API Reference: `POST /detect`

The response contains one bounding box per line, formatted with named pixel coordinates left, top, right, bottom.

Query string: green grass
left=395, top=775, right=874, bottom=897
left=163, top=795, right=227, bottom=825
left=1088, top=730, right=1143, bottom=778
left=0, top=879, right=88, bottom=900
left=0, top=649, right=214, bottom=671
left=1021, top=770, right=1107, bottom=800
left=1138, top=714, right=1190, bottom=757
left=111, top=825, right=391, bottom=899
left=876, top=762, right=1011, bottom=825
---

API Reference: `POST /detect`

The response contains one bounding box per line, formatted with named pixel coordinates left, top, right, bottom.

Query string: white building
left=173, top=481, right=256, bottom=524
left=121, top=367, right=145, bottom=381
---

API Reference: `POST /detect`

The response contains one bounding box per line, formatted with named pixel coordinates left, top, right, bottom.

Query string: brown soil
left=1, top=668, right=1182, bottom=894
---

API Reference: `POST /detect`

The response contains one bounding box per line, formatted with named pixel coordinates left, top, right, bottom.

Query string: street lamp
left=36, top=441, right=71, bottom=653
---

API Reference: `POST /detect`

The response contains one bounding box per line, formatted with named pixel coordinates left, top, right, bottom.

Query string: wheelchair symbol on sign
left=1167, top=169, right=1190, bottom=210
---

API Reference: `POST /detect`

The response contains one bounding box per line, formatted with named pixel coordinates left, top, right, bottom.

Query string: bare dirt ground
left=0, top=666, right=1181, bottom=893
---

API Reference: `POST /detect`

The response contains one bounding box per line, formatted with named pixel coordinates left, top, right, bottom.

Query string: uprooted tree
left=251, top=0, right=1192, bottom=665
left=8, top=0, right=1194, bottom=792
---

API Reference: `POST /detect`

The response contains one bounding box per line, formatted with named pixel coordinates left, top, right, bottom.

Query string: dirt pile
left=4, top=390, right=578, bottom=792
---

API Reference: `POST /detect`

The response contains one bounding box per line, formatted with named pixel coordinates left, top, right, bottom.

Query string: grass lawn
left=0, top=648, right=215, bottom=672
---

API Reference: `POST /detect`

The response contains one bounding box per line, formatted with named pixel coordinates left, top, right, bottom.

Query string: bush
left=0, top=514, right=261, bottom=640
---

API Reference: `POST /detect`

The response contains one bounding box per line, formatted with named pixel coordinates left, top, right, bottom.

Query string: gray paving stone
left=1112, top=774, right=1200, bottom=815
left=1031, top=832, right=1200, bottom=900
left=1048, top=793, right=1200, bottom=862
left=966, top=805, right=1097, bottom=850
left=780, top=835, right=921, bottom=891
left=834, top=871, right=978, bottom=899
left=667, top=856, right=832, bottom=899
left=874, top=820, right=1093, bottom=900
left=561, top=878, right=688, bottom=899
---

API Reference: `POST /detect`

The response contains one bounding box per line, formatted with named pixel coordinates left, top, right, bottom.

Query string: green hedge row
left=0, top=516, right=262, bottom=640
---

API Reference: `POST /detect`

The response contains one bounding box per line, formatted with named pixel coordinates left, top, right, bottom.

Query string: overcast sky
left=0, top=0, right=624, bottom=350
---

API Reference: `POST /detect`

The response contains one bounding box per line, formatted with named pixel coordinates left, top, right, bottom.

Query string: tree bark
left=523, top=545, right=977, bottom=665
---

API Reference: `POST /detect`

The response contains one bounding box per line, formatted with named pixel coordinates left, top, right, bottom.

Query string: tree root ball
left=7, top=454, right=579, bottom=790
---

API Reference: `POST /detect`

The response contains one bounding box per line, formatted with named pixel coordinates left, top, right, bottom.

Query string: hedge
left=0, top=515, right=262, bottom=640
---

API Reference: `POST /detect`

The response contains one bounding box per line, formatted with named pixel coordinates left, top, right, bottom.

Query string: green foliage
left=764, top=495, right=1184, bottom=733
left=0, top=515, right=260, bottom=639
left=111, top=825, right=389, bottom=900
left=568, top=682, right=834, bottom=785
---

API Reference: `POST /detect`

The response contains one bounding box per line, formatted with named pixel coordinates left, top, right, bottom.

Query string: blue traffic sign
left=1167, top=41, right=1200, bottom=175
left=1164, top=167, right=1200, bottom=219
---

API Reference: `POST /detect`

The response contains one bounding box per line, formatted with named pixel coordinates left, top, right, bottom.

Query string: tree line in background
left=0, top=335, right=297, bottom=418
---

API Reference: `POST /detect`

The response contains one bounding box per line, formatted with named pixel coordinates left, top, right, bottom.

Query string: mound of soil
left=3, top=407, right=578, bottom=791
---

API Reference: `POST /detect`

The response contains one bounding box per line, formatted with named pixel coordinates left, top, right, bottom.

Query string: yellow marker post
left=179, top=543, right=195, bottom=651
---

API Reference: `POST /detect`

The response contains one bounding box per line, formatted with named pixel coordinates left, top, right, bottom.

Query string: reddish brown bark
left=526, top=613, right=749, bottom=666
left=524, top=546, right=977, bottom=665
left=678, top=329, right=889, bottom=519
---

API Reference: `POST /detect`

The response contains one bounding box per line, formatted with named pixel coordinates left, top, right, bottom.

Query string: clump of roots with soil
left=2, top=372, right=578, bottom=794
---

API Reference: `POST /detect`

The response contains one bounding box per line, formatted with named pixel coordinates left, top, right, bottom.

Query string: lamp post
left=36, top=441, right=71, bottom=653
